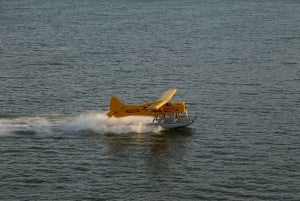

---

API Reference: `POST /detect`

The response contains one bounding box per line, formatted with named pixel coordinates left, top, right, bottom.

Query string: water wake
left=0, top=116, right=52, bottom=136
left=65, top=112, right=162, bottom=134
left=0, top=112, right=162, bottom=136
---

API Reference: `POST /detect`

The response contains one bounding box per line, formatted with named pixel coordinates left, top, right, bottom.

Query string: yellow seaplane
left=107, top=88, right=197, bottom=129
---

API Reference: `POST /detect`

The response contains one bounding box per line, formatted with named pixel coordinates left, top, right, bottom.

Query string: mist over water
left=1, top=0, right=300, bottom=200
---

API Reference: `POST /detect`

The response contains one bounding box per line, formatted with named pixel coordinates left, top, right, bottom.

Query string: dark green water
left=1, top=0, right=299, bottom=200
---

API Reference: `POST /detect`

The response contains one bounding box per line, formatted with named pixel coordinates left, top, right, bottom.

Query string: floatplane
left=107, top=88, right=197, bottom=129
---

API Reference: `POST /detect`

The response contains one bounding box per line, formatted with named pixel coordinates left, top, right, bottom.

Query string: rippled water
left=1, top=0, right=300, bottom=200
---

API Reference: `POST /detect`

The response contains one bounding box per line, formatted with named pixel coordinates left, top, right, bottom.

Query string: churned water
left=0, top=0, right=299, bottom=200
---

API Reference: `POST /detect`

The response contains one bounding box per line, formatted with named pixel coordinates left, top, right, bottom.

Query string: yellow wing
left=147, top=88, right=177, bottom=110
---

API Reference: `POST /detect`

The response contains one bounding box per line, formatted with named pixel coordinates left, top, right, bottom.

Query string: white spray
left=0, top=112, right=163, bottom=136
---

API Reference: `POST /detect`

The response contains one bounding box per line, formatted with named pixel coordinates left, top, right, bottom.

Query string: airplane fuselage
left=107, top=96, right=186, bottom=118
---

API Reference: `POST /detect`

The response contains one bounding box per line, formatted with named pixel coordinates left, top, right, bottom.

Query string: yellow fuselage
left=107, top=96, right=186, bottom=118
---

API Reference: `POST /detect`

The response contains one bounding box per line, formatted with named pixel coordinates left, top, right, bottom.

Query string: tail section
left=107, top=96, right=125, bottom=117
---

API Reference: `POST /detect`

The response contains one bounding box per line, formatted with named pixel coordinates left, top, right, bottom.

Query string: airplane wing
left=147, top=88, right=177, bottom=110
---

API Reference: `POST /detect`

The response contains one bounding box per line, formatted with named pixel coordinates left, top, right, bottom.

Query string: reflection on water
left=103, top=128, right=192, bottom=156
left=98, top=128, right=193, bottom=175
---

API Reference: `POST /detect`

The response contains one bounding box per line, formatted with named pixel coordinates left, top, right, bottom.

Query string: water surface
left=0, top=0, right=299, bottom=200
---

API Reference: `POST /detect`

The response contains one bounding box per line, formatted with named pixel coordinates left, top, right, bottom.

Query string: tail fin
left=107, top=96, right=125, bottom=117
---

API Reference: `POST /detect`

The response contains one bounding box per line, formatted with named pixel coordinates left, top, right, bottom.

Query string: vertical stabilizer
left=107, top=96, right=124, bottom=117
